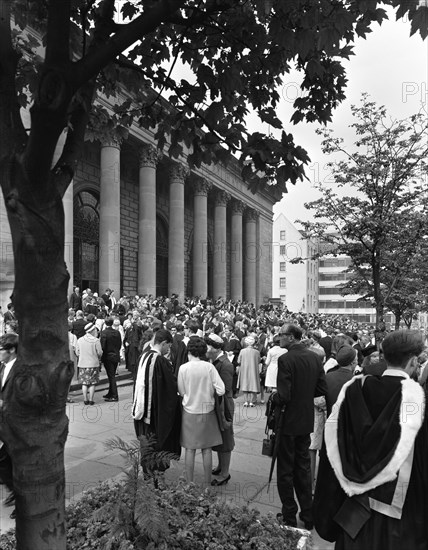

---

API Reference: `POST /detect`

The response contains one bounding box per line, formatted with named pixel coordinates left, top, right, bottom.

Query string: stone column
left=168, top=164, right=187, bottom=300
left=213, top=190, right=230, bottom=300
left=230, top=199, right=245, bottom=301
left=99, top=138, right=121, bottom=294
left=244, top=208, right=258, bottom=305
left=138, top=144, right=160, bottom=297
left=192, top=178, right=211, bottom=299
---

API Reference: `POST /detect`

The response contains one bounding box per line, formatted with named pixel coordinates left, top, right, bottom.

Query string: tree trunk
left=394, top=311, right=401, bottom=330
left=0, top=161, right=73, bottom=549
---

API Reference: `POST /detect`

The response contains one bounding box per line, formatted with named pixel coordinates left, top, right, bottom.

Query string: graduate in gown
left=314, top=330, right=428, bottom=550
left=132, top=329, right=181, bottom=458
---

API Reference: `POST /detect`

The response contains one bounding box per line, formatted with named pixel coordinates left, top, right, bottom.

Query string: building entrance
left=73, top=190, right=100, bottom=293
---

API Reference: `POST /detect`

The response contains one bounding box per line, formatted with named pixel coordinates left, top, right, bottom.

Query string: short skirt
left=78, top=367, right=100, bottom=385
left=180, top=409, right=223, bottom=450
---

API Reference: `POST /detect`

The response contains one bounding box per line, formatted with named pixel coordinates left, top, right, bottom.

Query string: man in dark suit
left=69, top=286, right=82, bottom=311
left=275, top=323, right=327, bottom=530
left=100, top=317, right=122, bottom=401
left=72, top=310, right=86, bottom=339
left=101, top=288, right=112, bottom=311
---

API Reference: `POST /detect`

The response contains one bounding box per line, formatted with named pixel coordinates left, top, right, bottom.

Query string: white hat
left=208, top=334, right=223, bottom=345
left=84, top=322, right=97, bottom=333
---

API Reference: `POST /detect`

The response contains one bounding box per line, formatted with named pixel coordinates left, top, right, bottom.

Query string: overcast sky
left=271, top=6, right=428, bottom=225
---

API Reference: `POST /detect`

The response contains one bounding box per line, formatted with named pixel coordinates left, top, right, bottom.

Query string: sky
left=270, top=6, right=428, bottom=225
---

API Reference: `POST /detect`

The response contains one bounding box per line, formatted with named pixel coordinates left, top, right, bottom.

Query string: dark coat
left=69, top=292, right=82, bottom=311
left=72, top=318, right=86, bottom=339
left=325, top=367, right=354, bottom=417
left=212, top=352, right=235, bottom=452
left=276, top=342, right=327, bottom=435
left=100, top=326, right=122, bottom=363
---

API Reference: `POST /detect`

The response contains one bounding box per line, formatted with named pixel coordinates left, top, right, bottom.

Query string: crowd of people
left=2, top=285, right=427, bottom=546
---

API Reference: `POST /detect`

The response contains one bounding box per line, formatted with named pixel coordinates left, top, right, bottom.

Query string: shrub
left=0, top=437, right=307, bottom=550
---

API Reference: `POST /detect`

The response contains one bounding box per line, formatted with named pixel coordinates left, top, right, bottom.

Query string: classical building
left=0, top=112, right=280, bottom=308
left=271, top=213, right=318, bottom=313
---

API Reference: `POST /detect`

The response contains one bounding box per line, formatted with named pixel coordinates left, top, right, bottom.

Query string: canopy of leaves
left=299, top=95, right=428, bottom=324
left=8, top=0, right=428, bottom=195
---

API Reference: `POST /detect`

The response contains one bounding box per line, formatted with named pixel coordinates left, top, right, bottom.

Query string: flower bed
left=0, top=480, right=309, bottom=549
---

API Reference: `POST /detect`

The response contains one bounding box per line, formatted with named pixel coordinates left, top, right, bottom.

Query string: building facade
left=318, top=254, right=377, bottom=322
left=0, top=109, right=280, bottom=308
left=272, top=213, right=318, bottom=313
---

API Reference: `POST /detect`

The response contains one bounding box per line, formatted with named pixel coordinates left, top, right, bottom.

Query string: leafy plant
left=0, top=437, right=306, bottom=550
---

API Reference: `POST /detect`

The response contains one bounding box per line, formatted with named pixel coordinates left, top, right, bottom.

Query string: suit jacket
left=277, top=342, right=327, bottom=435
left=100, top=326, right=122, bottom=363
left=69, top=292, right=82, bottom=311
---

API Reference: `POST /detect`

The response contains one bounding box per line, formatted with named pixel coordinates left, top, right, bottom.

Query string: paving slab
left=0, top=377, right=333, bottom=548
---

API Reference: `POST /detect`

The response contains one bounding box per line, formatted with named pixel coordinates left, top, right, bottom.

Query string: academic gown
left=134, top=353, right=181, bottom=457
left=313, top=373, right=428, bottom=550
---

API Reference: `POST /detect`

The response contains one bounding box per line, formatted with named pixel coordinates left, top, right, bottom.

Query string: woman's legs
left=88, top=384, right=95, bottom=403
left=82, top=384, right=88, bottom=403
left=201, top=448, right=213, bottom=485
left=184, top=448, right=196, bottom=482
left=218, top=451, right=231, bottom=480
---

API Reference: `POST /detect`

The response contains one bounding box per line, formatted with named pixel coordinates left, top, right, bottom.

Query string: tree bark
left=0, top=156, right=73, bottom=549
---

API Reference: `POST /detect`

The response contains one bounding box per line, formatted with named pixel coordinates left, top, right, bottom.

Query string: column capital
left=139, top=144, right=161, bottom=168
left=231, top=199, right=246, bottom=215
left=193, top=177, right=212, bottom=197
left=245, top=207, right=259, bottom=222
left=169, top=163, right=189, bottom=184
left=214, top=189, right=231, bottom=207
left=100, top=135, right=121, bottom=149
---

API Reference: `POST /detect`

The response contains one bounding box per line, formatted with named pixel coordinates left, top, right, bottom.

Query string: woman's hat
left=84, top=322, right=97, bottom=333
left=245, top=336, right=256, bottom=346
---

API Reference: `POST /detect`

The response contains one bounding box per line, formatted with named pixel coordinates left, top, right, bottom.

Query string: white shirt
left=0, top=357, right=16, bottom=449
left=2, top=357, right=16, bottom=388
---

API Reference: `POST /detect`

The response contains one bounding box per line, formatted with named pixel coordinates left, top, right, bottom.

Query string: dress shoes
left=211, top=475, right=231, bottom=486
left=103, top=394, right=111, bottom=399
left=84, top=401, right=90, bottom=405
left=104, top=397, right=118, bottom=402
left=89, top=401, right=95, bottom=406
left=211, top=466, right=221, bottom=475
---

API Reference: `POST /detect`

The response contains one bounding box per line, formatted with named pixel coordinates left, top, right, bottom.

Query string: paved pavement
left=0, top=365, right=334, bottom=549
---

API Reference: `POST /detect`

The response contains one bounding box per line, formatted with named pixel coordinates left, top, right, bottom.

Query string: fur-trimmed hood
left=325, top=374, right=425, bottom=497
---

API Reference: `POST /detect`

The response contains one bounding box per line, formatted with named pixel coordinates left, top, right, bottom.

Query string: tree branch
left=45, top=0, right=71, bottom=66
left=73, top=0, right=188, bottom=89
left=0, top=0, right=27, bottom=166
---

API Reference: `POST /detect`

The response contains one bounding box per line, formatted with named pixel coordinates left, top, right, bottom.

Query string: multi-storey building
left=318, top=254, right=377, bottom=323
left=272, top=213, right=318, bottom=313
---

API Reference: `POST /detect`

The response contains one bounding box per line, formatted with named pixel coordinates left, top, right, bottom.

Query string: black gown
left=313, top=373, right=428, bottom=550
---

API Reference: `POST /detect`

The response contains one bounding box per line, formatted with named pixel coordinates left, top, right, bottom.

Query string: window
left=319, top=273, right=352, bottom=281
left=280, top=262, right=286, bottom=272
left=280, top=245, right=286, bottom=256
left=318, top=287, right=346, bottom=295
left=319, top=258, right=352, bottom=268
left=280, top=230, right=286, bottom=240
left=280, top=277, right=286, bottom=288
